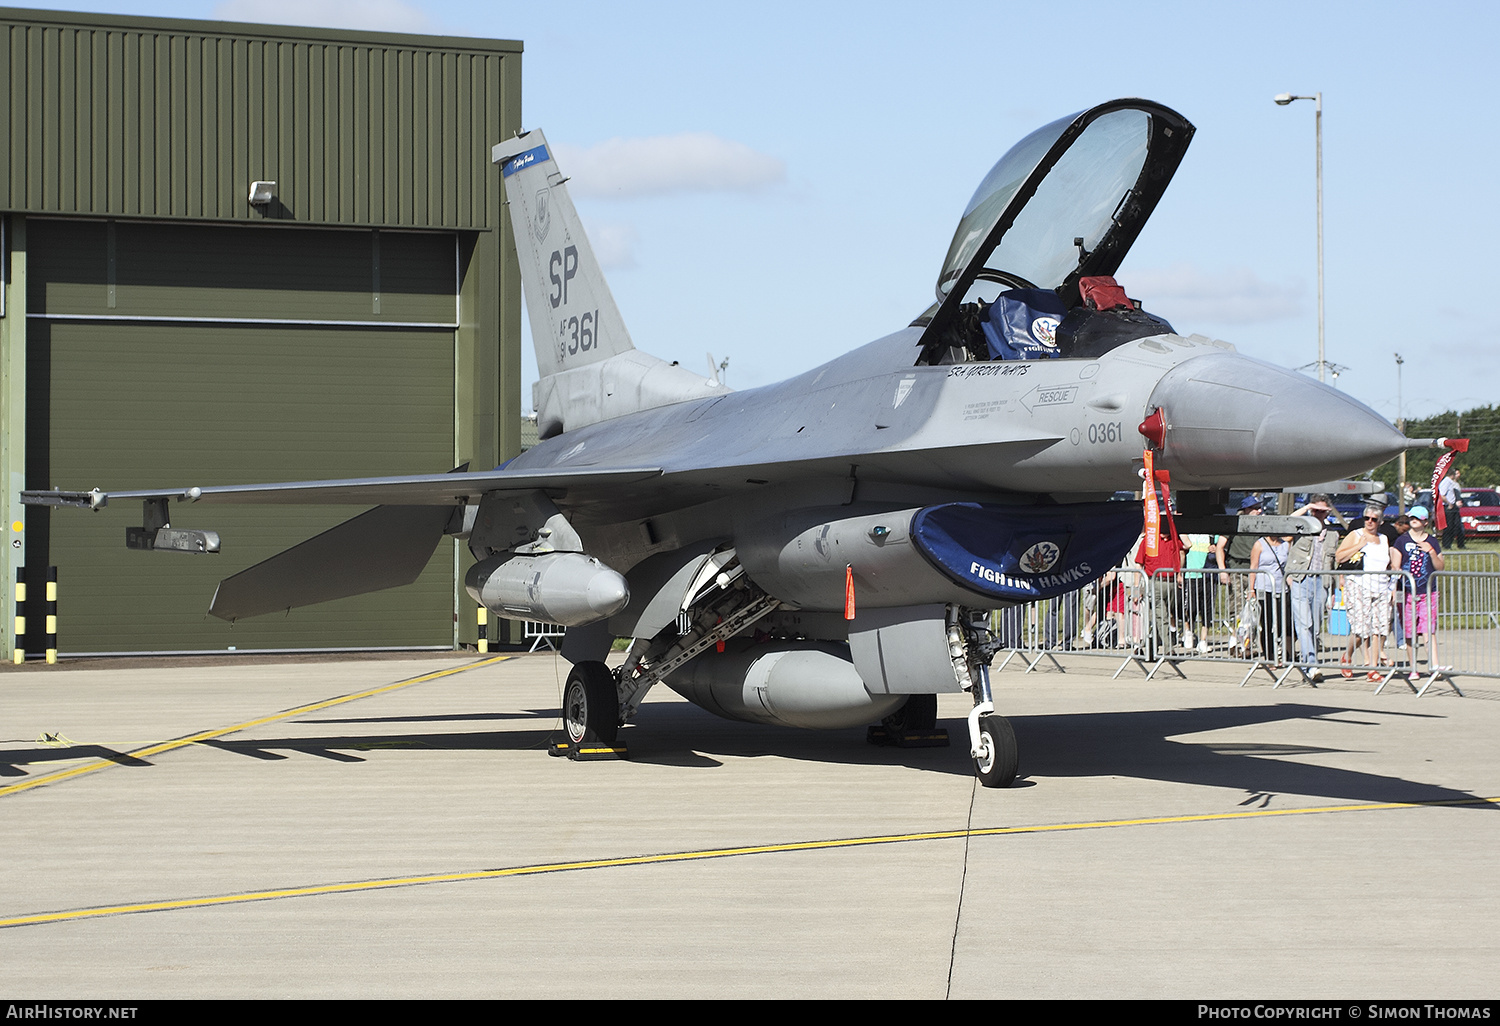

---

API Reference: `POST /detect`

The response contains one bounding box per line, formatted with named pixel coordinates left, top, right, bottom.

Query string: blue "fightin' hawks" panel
left=911, top=501, right=1143, bottom=601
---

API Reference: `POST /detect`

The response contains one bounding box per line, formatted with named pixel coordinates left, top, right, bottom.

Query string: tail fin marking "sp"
left=492, top=130, right=726, bottom=438
left=493, top=132, right=634, bottom=378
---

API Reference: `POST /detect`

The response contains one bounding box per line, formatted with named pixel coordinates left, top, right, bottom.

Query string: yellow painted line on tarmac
left=5, top=791, right=1495, bottom=929
left=0, top=655, right=512, bottom=799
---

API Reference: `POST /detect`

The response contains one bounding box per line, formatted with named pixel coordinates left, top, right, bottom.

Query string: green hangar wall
left=0, top=7, right=523, bottom=656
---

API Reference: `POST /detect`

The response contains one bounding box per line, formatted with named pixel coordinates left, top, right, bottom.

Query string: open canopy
left=932, top=99, right=1194, bottom=313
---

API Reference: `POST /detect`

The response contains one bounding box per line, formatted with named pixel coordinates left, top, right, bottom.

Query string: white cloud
left=1117, top=264, right=1305, bottom=325
left=212, top=0, right=434, bottom=33
left=555, top=134, right=786, bottom=199
left=582, top=220, right=639, bottom=271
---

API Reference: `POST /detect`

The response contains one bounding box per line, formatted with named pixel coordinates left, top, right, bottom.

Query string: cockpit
left=913, top=100, right=1194, bottom=366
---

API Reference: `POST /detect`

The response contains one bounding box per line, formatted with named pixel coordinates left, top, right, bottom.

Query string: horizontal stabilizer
left=209, top=503, right=454, bottom=621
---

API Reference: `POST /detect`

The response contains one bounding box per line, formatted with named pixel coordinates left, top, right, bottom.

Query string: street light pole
left=1395, top=352, right=1406, bottom=509
left=1275, top=92, right=1325, bottom=383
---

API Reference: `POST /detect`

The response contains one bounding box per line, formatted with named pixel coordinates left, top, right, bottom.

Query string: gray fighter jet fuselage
left=24, top=99, right=1426, bottom=787
left=498, top=324, right=1407, bottom=610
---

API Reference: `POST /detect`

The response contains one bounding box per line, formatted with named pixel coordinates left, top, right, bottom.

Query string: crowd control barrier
left=991, top=563, right=1500, bottom=697
left=1444, top=551, right=1499, bottom=574
left=1428, top=570, right=1500, bottom=685
left=524, top=620, right=565, bottom=652
left=991, top=567, right=1153, bottom=674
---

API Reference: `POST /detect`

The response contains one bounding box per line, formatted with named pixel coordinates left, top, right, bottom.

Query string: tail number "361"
left=557, top=309, right=599, bottom=360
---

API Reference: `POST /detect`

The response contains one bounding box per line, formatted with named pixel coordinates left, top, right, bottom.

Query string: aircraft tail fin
left=493, top=129, right=633, bottom=376
left=493, top=130, right=726, bottom=437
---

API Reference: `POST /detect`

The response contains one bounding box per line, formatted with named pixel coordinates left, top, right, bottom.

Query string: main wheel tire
left=887, top=693, right=937, bottom=732
left=563, top=660, right=619, bottom=744
left=973, top=713, right=1018, bottom=788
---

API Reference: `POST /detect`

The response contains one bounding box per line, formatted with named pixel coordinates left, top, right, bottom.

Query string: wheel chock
left=548, top=738, right=628, bottom=760
left=865, top=725, right=950, bottom=749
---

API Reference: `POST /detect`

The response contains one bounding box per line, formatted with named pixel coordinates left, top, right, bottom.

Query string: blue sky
left=18, top=0, right=1500, bottom=422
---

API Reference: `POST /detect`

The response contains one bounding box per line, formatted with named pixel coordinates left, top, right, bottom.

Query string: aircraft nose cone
left=1149, top=352, right=1409, bottom=488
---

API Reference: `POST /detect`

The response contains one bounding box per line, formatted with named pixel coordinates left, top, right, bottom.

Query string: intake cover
left=912, top=501, right=1143, bottom=601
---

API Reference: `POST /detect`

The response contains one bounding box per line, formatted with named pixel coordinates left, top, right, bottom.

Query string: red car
left=1459, top=489, right=1500, bottom=539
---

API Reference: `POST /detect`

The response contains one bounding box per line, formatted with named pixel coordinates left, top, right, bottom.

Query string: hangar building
left=0, top=7, right=524, bottom=657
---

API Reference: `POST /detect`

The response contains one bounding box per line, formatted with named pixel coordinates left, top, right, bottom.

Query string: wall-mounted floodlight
left=248, top=181, right=276, bottom=205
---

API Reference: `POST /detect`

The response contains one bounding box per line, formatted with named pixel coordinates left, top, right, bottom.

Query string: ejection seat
left=980, top=287, right=1067, bottom=360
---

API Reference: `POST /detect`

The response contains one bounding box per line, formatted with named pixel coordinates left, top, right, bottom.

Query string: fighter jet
left=23, top=99, right=1426, bottom=787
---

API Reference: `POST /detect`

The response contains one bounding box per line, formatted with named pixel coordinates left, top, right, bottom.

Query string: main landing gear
left=563, top=660, right=617, bottom=744
left=867, top=694, right=949, bottom=748
left=557, top=565, right=782, bottom=762
left=554, top=660, right=626, bottom=760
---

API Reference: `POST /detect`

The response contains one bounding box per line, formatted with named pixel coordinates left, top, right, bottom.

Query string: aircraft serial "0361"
left=24, top=100, right=1429, bottom=786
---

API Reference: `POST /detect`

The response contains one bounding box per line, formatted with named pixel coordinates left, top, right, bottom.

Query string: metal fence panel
left=1444, top=552, right=1499, bottom=574
left=990, top=562, right=1500, bottom=696
left=1430, top=571, right=1500, bottom=681
left=524, top=620, right=564, bottom=652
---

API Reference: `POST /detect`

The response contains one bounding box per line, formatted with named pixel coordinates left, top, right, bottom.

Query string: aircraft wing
left=20, top=466, right=663, bottom=510
left=21, top=431, right=1070, bottom=536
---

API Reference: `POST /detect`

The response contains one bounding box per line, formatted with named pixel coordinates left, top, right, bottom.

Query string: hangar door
left=27, top=219, right=460, bottom=653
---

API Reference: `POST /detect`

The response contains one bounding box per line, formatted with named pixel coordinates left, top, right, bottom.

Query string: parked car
left=1459, top=489, right=1500, bottom=539
left=1331, top=498, right=1369, bottom=522
left=1411, top=487, right=1500, bottom=539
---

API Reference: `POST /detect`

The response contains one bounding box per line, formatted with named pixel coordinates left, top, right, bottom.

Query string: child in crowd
left=1390, top=506, right=1445, bottom=680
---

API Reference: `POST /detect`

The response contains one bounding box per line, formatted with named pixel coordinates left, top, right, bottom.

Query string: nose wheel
left=563, top=660, right=619, bottom=744
left=973, top=713, right=1018, bottom=788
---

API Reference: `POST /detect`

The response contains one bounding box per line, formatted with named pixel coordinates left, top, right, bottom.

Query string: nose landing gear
left=950, top=607, right=1020, bottom=788
left=972, top=712, right=1019, bottom=788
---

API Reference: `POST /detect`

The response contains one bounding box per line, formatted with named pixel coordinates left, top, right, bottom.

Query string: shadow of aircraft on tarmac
left=0, top=743, right=151, bottom=776
left=1005, top=701, right=1488, bottom=809
left=1, top=698, right=1487, bottom=813
left=626, top=697, right=1490, bottom=810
